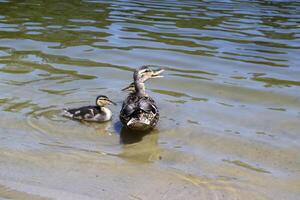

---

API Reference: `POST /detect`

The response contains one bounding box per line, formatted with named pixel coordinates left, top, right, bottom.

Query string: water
left=0, top=0, right=300, bottom=199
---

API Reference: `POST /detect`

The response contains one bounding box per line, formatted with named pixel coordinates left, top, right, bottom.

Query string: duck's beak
left=151, top=68, right=164, bottom=78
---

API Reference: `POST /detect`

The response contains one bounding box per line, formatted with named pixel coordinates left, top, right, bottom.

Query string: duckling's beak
left=151, top=68, right=164, bottom=78
left=108, top=99, right=117, bottom=105
left=121, top=85, right=131, bottom=91
left=121, top=82, right=135, bottom=91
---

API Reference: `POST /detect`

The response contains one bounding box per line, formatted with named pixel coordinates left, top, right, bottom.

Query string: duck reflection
left=114, top=120, right=154, bottom=144
left=114, top=122, right=161, bottom=163
left=87, top=121, right=114, bottom=135
left=120, top=127, right=151, bottom=144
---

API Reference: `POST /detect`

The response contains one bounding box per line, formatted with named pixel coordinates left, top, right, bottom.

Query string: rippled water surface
left=0, top=0, right=300, bottom=199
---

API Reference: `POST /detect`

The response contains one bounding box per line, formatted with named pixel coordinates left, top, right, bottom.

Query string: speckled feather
left=120, top=94, right=159, bottom=130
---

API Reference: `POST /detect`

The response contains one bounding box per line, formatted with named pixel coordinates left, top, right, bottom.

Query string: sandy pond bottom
left=0, top=111, right=299, bottom=200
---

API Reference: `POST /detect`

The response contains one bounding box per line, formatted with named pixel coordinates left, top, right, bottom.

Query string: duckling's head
left=96, top=95, right=116, bottom=107
left=121, top=82, right=135, bottom=93
left=133, top=66, right=164, bottom=82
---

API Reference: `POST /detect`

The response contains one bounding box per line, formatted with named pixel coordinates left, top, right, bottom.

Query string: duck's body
left=63, top=95, right=115, bottom=122
left=120, top=93, right=159, bottom=131
left=120, top=66, right=164, bottom=131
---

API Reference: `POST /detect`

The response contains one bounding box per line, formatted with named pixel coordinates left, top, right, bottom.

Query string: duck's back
left=120, top=94, right=159, bottom=131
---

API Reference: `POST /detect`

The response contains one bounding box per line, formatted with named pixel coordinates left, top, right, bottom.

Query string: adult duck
left=120, top=66, right=164, bottom=131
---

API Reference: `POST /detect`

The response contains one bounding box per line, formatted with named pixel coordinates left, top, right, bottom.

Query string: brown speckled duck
left=120, top=66, right=164, bottom=131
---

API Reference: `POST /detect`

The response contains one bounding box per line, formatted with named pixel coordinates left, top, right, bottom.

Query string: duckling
left=121, top=82, right=135, bottom=93
left=63, top=95, right=116, bottom=122
left=120, top=66, right=164, bottom=131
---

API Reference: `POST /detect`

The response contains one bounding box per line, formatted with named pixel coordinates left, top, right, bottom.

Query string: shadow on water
left=120, top=127, right=152, bottom=145
left=114, top=121, right=152, bottom=145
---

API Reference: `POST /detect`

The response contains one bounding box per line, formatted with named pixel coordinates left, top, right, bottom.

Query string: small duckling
left=63, top=95, right=116, bottom=122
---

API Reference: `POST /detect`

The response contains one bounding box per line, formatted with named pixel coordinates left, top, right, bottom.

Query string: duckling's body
left=63, top=95, right=115, bottom=122
left=120, top=66, right=164, bottom=131
left=63, top=106, right=112, bottom=122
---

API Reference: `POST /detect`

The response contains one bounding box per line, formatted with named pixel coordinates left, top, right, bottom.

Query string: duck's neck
left=134, top=81, right=146, bottom=96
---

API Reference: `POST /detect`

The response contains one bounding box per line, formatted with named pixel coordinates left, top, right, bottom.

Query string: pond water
left=0, top=0, right=299, bottom=199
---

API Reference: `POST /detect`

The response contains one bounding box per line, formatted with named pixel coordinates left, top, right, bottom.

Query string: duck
left=120, top=66, right=164, bottom=131
left=63, top=95, right=116, bottom=122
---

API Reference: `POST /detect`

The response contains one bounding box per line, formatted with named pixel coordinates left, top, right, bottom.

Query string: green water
left=0, top=0, right=300, bottom=199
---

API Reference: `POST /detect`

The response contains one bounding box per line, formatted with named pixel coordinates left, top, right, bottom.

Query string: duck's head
left=96, top=95, right=116, bottom=107
left=133, top=66, right=164, bottom=82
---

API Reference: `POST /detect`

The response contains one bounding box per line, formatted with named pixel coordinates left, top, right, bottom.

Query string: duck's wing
left=120, top=95, right=157, bottom=118
left=139, top=96, right=158, bottom=114
left=120, top=95, right=138, bottom=117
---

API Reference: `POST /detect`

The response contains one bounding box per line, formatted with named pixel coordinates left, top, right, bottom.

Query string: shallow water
left=0, top=0, right=300, bottom=199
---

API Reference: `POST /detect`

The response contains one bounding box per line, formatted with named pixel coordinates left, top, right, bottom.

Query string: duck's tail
left=62, top=109, right=74, bottom=118
left=126, top=113, right=151, bottom=131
